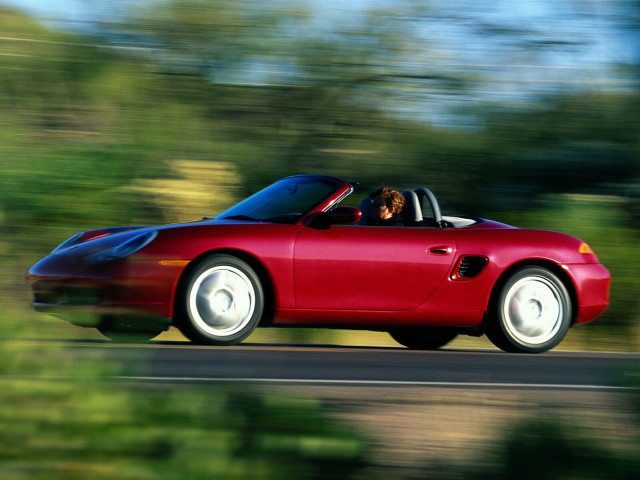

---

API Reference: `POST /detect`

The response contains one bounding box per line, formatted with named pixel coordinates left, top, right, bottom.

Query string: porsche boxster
left=27, top=174, right=610, bottom=353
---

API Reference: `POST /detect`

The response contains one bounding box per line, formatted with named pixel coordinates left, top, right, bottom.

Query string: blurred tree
left=468, top=92, right=640, bottom=214
left=2, top=1, right=640, bottom=343
left=97, top=0, right=479, bottom=193
left=96, top=0, right=640, bottom=210
left=98, top=0, right=306, bottom=79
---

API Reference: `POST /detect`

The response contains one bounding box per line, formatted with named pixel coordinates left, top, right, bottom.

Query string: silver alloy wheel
left=501, top=275, right=564, bottom=346
left=188, top=265, right=256, bottom=338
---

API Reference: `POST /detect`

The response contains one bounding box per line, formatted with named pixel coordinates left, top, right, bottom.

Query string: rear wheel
left=487, top=267, right=572, bottom=353
left=176, top=255, right=264, bottom=345
left=389, top=328, right=457, bottom=350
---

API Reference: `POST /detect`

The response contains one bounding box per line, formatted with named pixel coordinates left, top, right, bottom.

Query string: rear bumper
left=564, top=263, right=610, bottom=325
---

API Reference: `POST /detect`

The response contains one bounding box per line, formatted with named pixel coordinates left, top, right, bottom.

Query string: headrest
left=401, top=190, right=423, bottom=226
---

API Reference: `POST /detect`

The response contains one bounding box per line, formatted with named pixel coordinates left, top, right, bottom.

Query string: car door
left=294, top=225, right=456, bottom=311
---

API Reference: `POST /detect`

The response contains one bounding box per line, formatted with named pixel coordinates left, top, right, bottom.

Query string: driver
left=368, top=187, right=405, bottom=226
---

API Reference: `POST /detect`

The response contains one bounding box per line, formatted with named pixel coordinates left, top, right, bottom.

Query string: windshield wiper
left=221, top=215, right=262, bottom=222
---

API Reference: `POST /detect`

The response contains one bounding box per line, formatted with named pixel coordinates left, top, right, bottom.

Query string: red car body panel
left=27, top=175, right=610, bottom=343
left=293, top=226, right=456, bottom=311
left=561, top=263, right=610, bottom=324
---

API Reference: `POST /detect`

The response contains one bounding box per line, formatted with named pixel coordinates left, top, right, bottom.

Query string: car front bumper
left=27, top=253, right=187, bottom=329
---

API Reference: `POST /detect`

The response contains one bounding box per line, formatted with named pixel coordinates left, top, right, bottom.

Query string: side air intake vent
left=453, top=256, right=488, bottom=279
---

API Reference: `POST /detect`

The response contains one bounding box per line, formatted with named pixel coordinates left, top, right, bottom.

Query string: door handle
left=428, top=246, right=452, bottom=255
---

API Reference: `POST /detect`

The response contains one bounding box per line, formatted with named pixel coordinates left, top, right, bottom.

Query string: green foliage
left=475, top=93, right=640, bottom=213
left=474, top=416, right=639, bottom=480
left=1, top=5, right=638, bottom=479
left=0, top=338, right=366, bottom=480
left=0, top=376, right=366, bottom=479
left=1, top=3, right=639, bottom=344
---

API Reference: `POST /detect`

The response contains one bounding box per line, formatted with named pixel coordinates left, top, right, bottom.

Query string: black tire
left=176, top=254, right=264, bottom=346
left=97, top=316, right=164, bottom=342
left=389, top=328, right=457, bottom=350
left=487, top=267, right=572, bottom=353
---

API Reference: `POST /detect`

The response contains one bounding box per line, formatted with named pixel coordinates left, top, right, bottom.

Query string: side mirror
left=303, top=206, right=362, bottom=230
left=328, top=206, right=362, bottom=225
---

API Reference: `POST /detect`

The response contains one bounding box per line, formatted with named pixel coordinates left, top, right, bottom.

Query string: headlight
left=84, top=231, right=158, bottom=263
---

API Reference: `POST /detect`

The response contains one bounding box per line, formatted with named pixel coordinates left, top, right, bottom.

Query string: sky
left=2, top=0, right=638, bottom=125
left=3, top=0, right=637, bottom=70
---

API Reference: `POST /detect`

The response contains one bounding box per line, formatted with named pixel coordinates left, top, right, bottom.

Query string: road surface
left=23, top=340, right=638, bottom=390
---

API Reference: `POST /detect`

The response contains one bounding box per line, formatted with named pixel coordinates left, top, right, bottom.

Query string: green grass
left=0, top=342, right=367, bottom=480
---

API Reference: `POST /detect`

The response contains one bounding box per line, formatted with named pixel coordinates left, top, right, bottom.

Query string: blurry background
left=1, top=0, right=638, bottom=478
left=1, top=0, right=638, bottom=346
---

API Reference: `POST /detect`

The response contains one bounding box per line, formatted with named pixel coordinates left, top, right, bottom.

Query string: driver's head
left=372, top=187, right=404, bottom=220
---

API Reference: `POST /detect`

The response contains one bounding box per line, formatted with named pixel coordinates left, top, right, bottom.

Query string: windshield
left=216, top=176, right=342, bottom=224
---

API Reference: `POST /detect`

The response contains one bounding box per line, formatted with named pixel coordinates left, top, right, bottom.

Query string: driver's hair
left=373, top=186, right=404, bottom=214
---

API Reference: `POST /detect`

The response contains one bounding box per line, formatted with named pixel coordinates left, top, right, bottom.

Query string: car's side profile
left=27, top=175, right=610, bottom=353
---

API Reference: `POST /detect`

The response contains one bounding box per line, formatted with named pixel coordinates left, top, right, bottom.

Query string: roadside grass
left=0, top=378, right=367, bottom=480
left=2, top=337, right=637, bottom=480
left=0, top=331, right=368, bottom=480
left=473, top=413, right=640, bottom=480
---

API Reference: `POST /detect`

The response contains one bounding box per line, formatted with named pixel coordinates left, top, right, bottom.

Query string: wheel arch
left=172, top=248, right=276, bottom=327
left=487, top=259, right=578, bottom=327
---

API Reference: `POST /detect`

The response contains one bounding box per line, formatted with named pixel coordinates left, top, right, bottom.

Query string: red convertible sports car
left=27, top=174, right=610, bottom=353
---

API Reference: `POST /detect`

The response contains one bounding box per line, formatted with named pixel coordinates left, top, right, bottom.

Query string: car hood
left=49, top=216, right=264, bottom=255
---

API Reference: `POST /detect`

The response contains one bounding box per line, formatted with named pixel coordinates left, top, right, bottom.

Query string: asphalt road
left=42, top=341, right=639, bottom=390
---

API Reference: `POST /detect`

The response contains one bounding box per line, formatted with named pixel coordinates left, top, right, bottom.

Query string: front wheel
left=389, top=328, right=457, bottom=350
left=487, top=267, right=572, bottom=353
left=176, top=255, right=264, bottom=346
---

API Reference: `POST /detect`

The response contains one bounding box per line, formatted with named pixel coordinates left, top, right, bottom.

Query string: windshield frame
left=216, top=175, right=353, bottom=224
